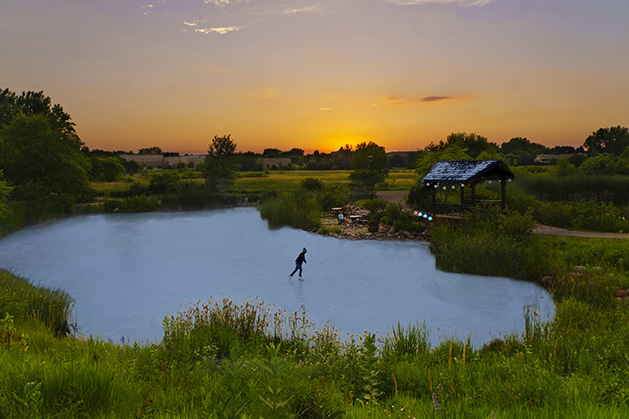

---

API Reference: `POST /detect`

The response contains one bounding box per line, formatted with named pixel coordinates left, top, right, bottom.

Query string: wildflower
left=431, top=384, right=442, bottom=415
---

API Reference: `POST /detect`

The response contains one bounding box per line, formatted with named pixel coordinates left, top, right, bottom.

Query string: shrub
left=430, top=205, right=555, bottom=280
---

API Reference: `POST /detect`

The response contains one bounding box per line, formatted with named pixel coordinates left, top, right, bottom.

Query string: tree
left=204, top=135, right=238, bottom=191
left=584, top=126, right=629, bottom=155
left=1, top=88, right=83, bottom=148
left=0, top=170, right=13, bottom=219
left=500, top=137, right=548, bottom=165
left=138, top=146, right=163, bottom=155
left=429, top=132, right=498, bottom=159
left=349, top=141, right=388, bottom=199
left=0, top=113, right=90, bottom=196
left=90, top=156, right=125, bottom=182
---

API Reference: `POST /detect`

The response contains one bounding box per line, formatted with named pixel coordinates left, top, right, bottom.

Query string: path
left=375, top=190, right=411, bottom=210
left=376, top=190, right=629, bottom=239
left=533, top=224, right=629, bottom=239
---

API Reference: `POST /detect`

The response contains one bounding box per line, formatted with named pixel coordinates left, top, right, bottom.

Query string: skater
left=289, top=247, right=307, bottom=280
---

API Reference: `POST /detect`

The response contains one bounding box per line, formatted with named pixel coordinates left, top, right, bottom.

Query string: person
left=338, top=212, right=344, bottom=225
left=289, top=247, right=307, bottom=280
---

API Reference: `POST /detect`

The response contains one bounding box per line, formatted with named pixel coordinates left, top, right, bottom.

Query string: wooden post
left=471, top=184, right=476, bottom=206
left=501, top=176, right=506, bottom=210
left=431, top=187, right=436, bottom=213
left=460, top=184, right=465, bottom=206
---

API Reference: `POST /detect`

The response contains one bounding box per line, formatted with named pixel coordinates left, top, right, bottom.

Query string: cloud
left=420, top=96, right=452, bottom=102
left=382, top=96, right=454, bottom=105
left=203, top=0, right=246, bottom=5
left=194, top=26, right=244, bottom=34
left=384, top=0, right=492, bottom=6
left=282, top=6, right=318, bottom=15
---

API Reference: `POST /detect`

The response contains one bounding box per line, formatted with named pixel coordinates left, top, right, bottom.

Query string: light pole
left=368, top=155, right=374, bottom=201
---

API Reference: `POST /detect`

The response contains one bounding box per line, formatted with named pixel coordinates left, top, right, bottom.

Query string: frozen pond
left=0, top=208, right=554, bottom=347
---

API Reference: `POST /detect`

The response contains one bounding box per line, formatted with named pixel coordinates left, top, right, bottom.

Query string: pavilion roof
left=421, top=160, right=514, bottom=186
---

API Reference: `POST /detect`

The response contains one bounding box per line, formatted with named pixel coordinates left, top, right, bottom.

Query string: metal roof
left=421, top=160, right=514, bottom=186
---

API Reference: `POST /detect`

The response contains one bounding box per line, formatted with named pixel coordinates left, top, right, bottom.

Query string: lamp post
left=368, top=154, right=374, bottom=201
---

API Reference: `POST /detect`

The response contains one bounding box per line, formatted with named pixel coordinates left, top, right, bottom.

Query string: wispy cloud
left=383, top=96, right=454, bottom=105
left=203, top=0, right=247, bottom=6
left=421, top=96, right=452, bottom=102
left=194, top=26, right=244, bottom=34
left=384, top=0, right=492, bottom=6
left=282, top=6, right=318, bottom=15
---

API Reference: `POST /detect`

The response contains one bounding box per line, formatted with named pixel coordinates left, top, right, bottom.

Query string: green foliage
left=350, top=142, right=389, bottom=197
left=258, top=178, right=348, bottom=229
left=90, top=156, right=125, bottom=182
left=430, top=205, right=555, bottom=280
left=104, top=195, right=160, bottom=213
left=382, top=322, right=431, bottom=360
left=0, top=169, right=13, bottom=220
left=300, top=177, right=324, bottom=191
left=584, top=125, right=629, bottom=155
left=0, top=269, right=76, bottom=337
left=205, top=134, right=238, bottom=191
left=0, top=113, right=90, bottom=197
left=148, top=170, right=181, bottom=194
left=258, top=192, right=321, bottom=229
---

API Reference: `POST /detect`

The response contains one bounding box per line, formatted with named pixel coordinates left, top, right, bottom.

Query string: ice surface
left=0, top=208, right=554, bottom=347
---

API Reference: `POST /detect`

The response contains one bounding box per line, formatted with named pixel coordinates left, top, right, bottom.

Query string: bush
left=104, top=195, right=160, bottom=213
left=430, top=205, right=555, bottom=280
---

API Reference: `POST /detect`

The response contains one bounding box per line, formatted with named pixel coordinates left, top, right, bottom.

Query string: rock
left=614, top=289, right=627, bottom=298
left=573, top=265, right=587, bottom=274
left=541, top=276, right=553, bottom=285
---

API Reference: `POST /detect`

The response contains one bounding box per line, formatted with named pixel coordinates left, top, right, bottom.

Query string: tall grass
left=430, top=205, right=558, bottom=280
left=0, top=269, right=76, bottom=337
left=514, top=172, right=629, bottom=205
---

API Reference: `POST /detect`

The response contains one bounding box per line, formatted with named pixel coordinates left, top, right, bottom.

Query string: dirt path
left=375, top=191, right=411, bottom=210
left=375, top=190, right=629, bottom=239
left=533, top=224, right=629, bottom=239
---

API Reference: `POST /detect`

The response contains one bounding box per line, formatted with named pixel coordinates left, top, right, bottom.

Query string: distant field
left=234, top=169, right=417, bottom=192
left=90, top=169, right=418, bottom=195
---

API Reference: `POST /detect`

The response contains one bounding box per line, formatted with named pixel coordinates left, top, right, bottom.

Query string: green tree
left=0, top=170, right=13, bottom=219
left=0, top=114, right=90, bottom=197
left=349, top=141, right=388, bottom=199
left=499, top=137, right=548, bottom=165
left=414, top=144, right=471, bottom=178
left=138, top=146, right=163, bottom=155
left=0, top=89, right=83, bottom=149
left=584, top=126, right=629, bottom=155
left=204, top=135, right=238, bottom=191
left=429, top=132, right=498, bottom=159
left=90, top=156, right=126, bottom=182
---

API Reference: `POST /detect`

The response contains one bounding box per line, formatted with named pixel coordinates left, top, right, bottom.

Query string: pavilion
left=421, top=160, right=515, bottom=212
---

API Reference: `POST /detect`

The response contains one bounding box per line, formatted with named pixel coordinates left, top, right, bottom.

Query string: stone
left=573, top=265, right=587, bottom=274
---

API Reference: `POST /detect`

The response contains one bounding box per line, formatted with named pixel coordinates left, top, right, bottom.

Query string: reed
left=0, top=269, right=76, bottom=337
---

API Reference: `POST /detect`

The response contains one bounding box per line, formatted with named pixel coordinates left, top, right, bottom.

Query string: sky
left=1, top=0, right=628, bottom=154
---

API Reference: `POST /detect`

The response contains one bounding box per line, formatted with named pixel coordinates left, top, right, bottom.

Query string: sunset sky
left=1, top=0, right=628, bottom=154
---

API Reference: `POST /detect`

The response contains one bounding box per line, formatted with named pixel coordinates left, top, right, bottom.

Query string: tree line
left=2, top=86, right=628, bottom=225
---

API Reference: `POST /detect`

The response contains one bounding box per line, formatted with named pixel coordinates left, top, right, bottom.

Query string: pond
left=0, top=207, right=554, bottom=348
